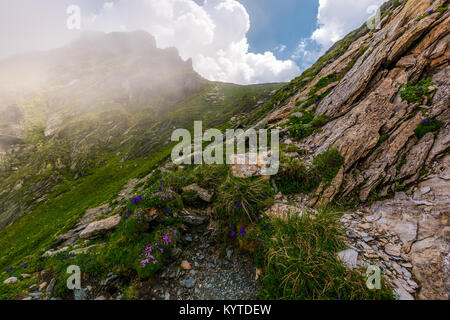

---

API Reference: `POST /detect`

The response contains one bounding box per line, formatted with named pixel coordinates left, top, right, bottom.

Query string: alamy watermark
left=170, top=121, right=280, bottom=176
left=366, top=265, right=381, bottom=290
left=66, top=5, right=81, bottom=30
left=66, top=265, right=81, bottom=290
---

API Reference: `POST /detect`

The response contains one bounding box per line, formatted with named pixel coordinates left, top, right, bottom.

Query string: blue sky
left=239, top=0, right=319, bottom=60
left=0, top=0, right=385, bottom=84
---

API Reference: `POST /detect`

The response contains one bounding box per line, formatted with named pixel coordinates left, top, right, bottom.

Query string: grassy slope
left=0, top=82, right=281, bottom=272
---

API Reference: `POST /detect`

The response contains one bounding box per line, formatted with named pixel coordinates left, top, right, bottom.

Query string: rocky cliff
left=257, top=0, right=449, bottom=299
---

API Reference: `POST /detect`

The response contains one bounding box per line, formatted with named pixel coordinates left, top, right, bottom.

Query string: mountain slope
left=0, top=32, right=281, bottom=230
left=0, top=0, right=448, bottom=301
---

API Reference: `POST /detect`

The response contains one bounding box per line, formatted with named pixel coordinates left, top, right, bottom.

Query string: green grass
left=309, top=73, right=339, bottom=96
left=417, top=6, right=447, bottom=20
left=287, top=113, right=314, bottom=126
left=288, top=114, right=329, bottom=140
left=311, top=148, right=345, bottom=182
left=0, top=276, right=37, bottom=300
left=275, top=149, right=344, bottom=195
left=414, top=118, right=444, bottom=139
left=217, top=175, right=274, bottom=222
left=256, top=210, right=394, bottom=300
left=399, top=78, right=436, bottom=104
left=0, top=149, right=170, bottom=273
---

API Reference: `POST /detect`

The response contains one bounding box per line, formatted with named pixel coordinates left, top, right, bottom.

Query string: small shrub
left=217, top=176, right=274, bottom=221
left=310, top=114, right=329, bottom=128
left=275, top=158, right=314, bottom=194
left=414, top=118, right=444, bottom=139
left=311, top=148, right=345, bottom=182
left=399, top=78, right=436, bottom=104
left=287, top=113, right=314, bottom=125
left=275, top=149, right=345, bottom=195
left=288, top=114, right=329, bottom=139
left=289, top=124, right=314, bottom=139
left=142, top=189, right=183, bottom=213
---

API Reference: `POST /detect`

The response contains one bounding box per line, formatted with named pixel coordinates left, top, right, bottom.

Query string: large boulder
left=79, top=215, right=121, bottom=239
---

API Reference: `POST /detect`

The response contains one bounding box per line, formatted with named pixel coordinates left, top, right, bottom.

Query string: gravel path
left=146, top=224, right=258, bottom=300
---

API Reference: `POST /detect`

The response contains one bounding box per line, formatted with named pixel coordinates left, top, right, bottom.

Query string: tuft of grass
left=275, top=149, right=344, bottom=195
left=288, top=124, right=315, bottom=139
left=309, top=73, right=339, bottom=96
left=217, top=176, right=274, bottom=222
left=287, top=113, right=314, bottom=125
left=275, top=157, right=312, bottom=194
left=311, top=148, right=345, bottom=182
left=288, top=114, right=329, bottom=140
left=310, top=114, right=329, bottom=128
left=257, top=210, right=394, bottom=300
left=399, top=78, right=436, bottom=104
left=414, top=118, right=444, bottom=139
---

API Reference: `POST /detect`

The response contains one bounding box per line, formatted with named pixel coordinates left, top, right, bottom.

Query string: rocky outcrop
left=263, top=0, right=449, bottom=205
left=53, top=204, right=112, bottom=247
left=257, top=0, right=449, bottom=300
left=79, top=215, right=121, bottom=239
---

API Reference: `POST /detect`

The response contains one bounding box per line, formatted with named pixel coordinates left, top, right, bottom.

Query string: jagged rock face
left=266, top=0, right=449, bottom=204
left=261, top=0, right=449, bottom=300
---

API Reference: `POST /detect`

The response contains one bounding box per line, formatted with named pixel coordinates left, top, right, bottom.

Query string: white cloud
left=86, top=0, right=300, bottom=84
left=293, top=0, right=385, bottom=70
left=312, top=0, right=385, bottom=47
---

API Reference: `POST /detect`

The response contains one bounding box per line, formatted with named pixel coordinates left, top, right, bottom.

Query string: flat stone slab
left=80, top=215, right=121, bottom=239
left=337, top=249, right=359, bottom=270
